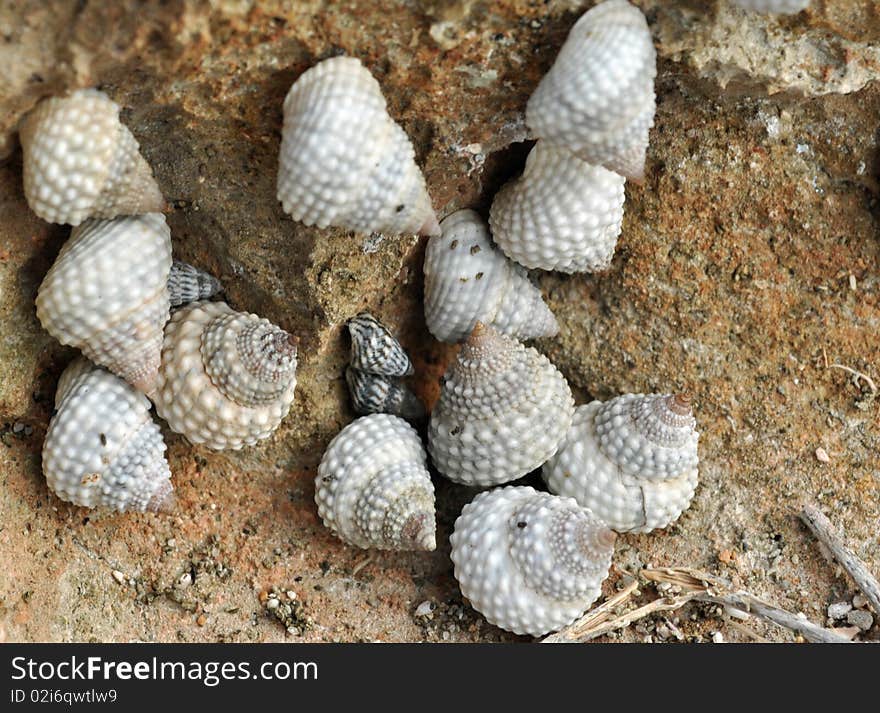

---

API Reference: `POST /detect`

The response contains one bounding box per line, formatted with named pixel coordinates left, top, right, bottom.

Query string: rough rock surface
left=1, top=0, right=878, bottom=643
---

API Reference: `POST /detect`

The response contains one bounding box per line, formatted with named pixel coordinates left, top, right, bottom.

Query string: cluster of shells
left=24, top=0, right=814, bottom=638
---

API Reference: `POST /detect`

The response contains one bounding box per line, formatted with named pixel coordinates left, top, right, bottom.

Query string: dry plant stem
left=829, top=364, right=877, bottom=393
left=541, top=580, right=640, bottom=643
left=799, top=504, right=880, bottom=618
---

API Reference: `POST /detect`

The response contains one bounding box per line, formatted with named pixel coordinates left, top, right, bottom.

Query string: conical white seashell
left=345, top=367, right=425, bottom=422
left=42, top=358, right=174, bottom=513
left=36, top=213, right=172, bottom=396
left=450, top=486, right=615, bottom=636
left=154, top=301, right=298, bottom=450
left=316, top=414, right=436, bottom=551
left=277, top=56, right=439, bottom=237
left=732, top=0, right=809, bottom=13
left=423, top=209, right=559, bottom=343
left=167, top=260, right=223, bottom=308
left=20, top=89, right=164, bottom=225
left=347, top=313, right=413, bottom=377
left=489, top=142, right=625, bottom=273
left=543, top=394, right=700, bottom=533
left=428, top=323, right=574, bottom=487
left=525, top=0, right=656, bottom=180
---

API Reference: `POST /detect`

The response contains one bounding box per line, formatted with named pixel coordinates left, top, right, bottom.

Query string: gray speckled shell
left=168, top=260, right=223, bottom=308
left=36, top=213, right=172, bottom=396
left=427, top=323, right=574, bottom=487
left=525, top=0, right=656, bottom=179
left=489, top=142, right=625, bottom=274
left=345, top=367, right=425, bottom=422
left=423, top=209, right=558, bottom=343
left=315, top=414, right=436, bottom=551
left=20, top=89, right=164, bottom=225
left=543, top=394, right=700, bottom=533
left=154, top=301, right=298, bottom=450
left=450, top=486, right=615, bottom=636
left=277, top=56, right=439, bottom=237
left=43, top=358, right=174, bottom=513
left=347, top=313, right=413, bottom=377
left=732, top=0, right=809, bottom=12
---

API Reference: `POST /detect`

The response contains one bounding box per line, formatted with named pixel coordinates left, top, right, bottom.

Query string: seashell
left=154, top=301, right=298, bottom=450
left=36, top=213, right=172, bottom=396
left=427, top=323, right=574, bottom=487
left=732, top=0, right=809, bottom=13
left=423, top=209, right=559, bottom=343
left=167, top=260, right=223, bottom=308
left=20, top=89, right=164, bottom=225
left=277, top=56, right=439, bottom=237
left=345, top=367, right=425, bottom=422
left=543, top=393, right=700, bottom=533
left=525, top=0, right=656, bottom=180
left=315, top=414, right=436, bottom=551
left=347, top=313, right=413, bottom=377
left=450, top=486, right=615, bottom=636
left=42, top=358, right=174, bottom=513
left=489, top=141, right=625, bottom=273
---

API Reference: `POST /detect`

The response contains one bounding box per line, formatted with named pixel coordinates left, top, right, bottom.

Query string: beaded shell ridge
left=315, top=414, right=436, bottom=551
left=42, top=358, right=174, bottom=513
left=424, top=209, right=559, bottom=342
left=450, top=486, right=615, bottom=636
left=277, top=56, right=439, bottom=237
left=543, top=393, right=700, bottom=533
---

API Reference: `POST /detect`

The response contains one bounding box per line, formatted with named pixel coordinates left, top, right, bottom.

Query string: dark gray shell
left=347, top=313, right=413, bottom=377
left=167, top=260, right=223, bottom=308
left=345, top=367, right=425, bottom=422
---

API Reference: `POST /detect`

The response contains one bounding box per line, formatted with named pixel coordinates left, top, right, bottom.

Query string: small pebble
left=111, top=570, right=125, bottom=585
left=852, top=593, right=868, bottom=609
left=846, top=609, right=874, bottom=632
left=177, top=572, right=192, bottom=589
left=266, top=598, right=280, bottom=610
left=815, top=447, right=830, bottom=463
left=286, top=590, right=297, bottom=601
left=827, top=601, right=852, bottom=620
left=196, top=614, right=207, bottom=626
left=415, top=600, right=434, bottom=617
left=712, top=632, right=724, bottom=644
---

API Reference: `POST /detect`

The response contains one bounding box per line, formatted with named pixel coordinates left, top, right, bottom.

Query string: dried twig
left=799, top=504, right=880, bottom=619
left=829, top=364, right=877, bottom=393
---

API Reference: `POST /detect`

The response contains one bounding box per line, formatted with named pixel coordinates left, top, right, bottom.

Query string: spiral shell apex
left=543, top=394, right=700, bottom=533
left=168, top=260, right=223, bottom=308
left=20, top=89, right=164, bottom=225
left=154, top=301, right=298, bottom=450
left=732, top=0, right=809, bottom=13
left=36, top=213, right=172, bottom=396
left=424, top=209, right=558, bottom=343
left=489, top=142, right=625, bottom=273
left=525, top=0, right=656, bottom=180
left=43, top=358, right=174, bottom=513
left=450, top=486, right=615, bottom=636
left=277, top=56, right=439, bottom=237
left=316, top=414, right=436, bottom=551
left=428, top=323, right=574, bottom=487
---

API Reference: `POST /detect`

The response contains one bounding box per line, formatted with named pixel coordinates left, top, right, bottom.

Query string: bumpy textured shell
left=167, top=260, right=223, bottom=308
left=489, top=142, right=625, bottom=273
left=20, top=89, right=164, bottom=225
left=43, top=358, right=174, bottom=513
left=347, top=313, right=413, bottom=377
left=277, top=56, right=439, bottom=237
left=36, top=213, right=172, bottom=395
left=732, top=0, right=808, bottom=12
left=345, top=367, right=425, bottom=422
left=428, top=323, right=574, bottom=486
left=525, top=0, right=656, bottom=179
left=154, top=301, right=298, bottom=450
left=543, top=394, right=700, bottom=533
left=424, top=209, right=559, bottom=343
left=315, top=414, right=436, bottom=551
left=450, top=486, right=615, bottom=636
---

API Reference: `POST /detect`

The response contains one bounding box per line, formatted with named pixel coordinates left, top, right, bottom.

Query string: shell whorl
left=450, top=486, right=614, bottom=637
left=35, top=213, right=172, bottom=395
left=423, top=209, right=558, bottom=343
left=168, top=260, right=223, bottom=308
left=42, top=358, right=174, bottom=513
left=525, top=0, right=656, bottom=180
left=347, top=313, right=413, bottom=377
left=345, top=367, right=425, bottom=422
left=154, top=301, right=298, bottom=450
left=543, top=396, right=700, bottom=533
left=20, top=89, right=164, bottom=225
left=276, top=56, right=439, bottom=237
left=489, top=142, right=625, bottom=273
left=315, top=414, right=436, bottom=551
left=427, top=323, right=574, bottom=487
